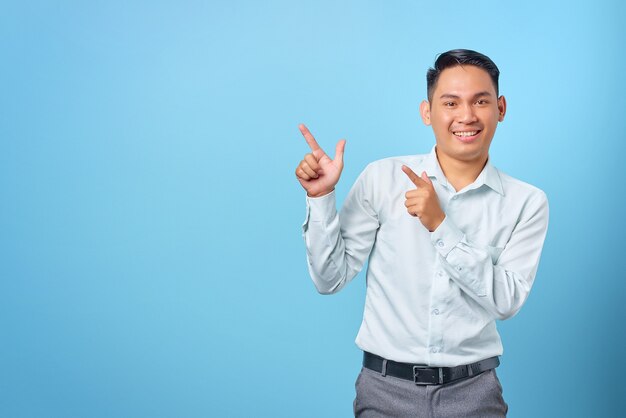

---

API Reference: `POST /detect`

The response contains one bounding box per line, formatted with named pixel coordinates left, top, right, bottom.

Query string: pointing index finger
left=402, top=165, right=427, bottom=187
left=299, top=123, right=322, bottom=151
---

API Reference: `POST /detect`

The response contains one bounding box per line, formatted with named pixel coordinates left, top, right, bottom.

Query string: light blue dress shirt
left=302, top=146, right=549, bottom=367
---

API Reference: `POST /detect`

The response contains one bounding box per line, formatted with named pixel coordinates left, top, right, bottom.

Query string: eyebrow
left=439, top=91, right=493, bottom=100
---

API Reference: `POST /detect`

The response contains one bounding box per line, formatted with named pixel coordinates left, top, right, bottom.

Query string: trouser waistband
left=363, top=351, right=500, bottom=385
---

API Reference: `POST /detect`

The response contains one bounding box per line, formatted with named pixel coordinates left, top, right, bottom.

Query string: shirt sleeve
left=430, top=190, right=549, bottom=320
left=301, top=167, right=380, bottom=294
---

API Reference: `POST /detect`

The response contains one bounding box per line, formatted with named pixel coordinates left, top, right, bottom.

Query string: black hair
left=426, top=49, right=500, bottom=102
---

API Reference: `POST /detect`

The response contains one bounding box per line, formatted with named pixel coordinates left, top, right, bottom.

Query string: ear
left=420, top=100, right=431, bottom=126
left=497, top=95, right=507, bottom=122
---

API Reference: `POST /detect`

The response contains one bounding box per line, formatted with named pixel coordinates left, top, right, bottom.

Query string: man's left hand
left=401, top=165, right=445, bottom=232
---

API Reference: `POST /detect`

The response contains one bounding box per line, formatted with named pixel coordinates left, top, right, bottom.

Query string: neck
left=435, top=148, right=488, bottom=192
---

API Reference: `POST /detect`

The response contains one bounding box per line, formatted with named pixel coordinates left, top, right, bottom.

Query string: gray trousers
left=353, top=366, right=508, bottom=417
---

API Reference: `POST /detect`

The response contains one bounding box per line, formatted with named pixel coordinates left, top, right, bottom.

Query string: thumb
left=334, top=139, right=346, bottom=165
left=421, top=171, right=433, bottom=186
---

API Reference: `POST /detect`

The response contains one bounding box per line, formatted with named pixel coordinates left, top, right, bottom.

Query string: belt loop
left=467, top=364, right=474, bottom=377
left=381, top=359, right=388, bottom=377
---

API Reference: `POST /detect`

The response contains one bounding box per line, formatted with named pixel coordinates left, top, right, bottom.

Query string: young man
left=295, top=49, right=549, bottom=417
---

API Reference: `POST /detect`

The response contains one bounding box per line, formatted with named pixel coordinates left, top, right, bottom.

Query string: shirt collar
left=476, top=157, right=504, bottom=196
left=420, top=146, right=449, bottom=188
left=421, top=146, right=504, bottom=196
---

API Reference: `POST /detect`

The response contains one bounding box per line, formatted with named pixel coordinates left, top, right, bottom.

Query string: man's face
left=420, top=65, right=506, bottom=165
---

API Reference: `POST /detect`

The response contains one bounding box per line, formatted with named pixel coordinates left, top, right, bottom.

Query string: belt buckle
left=413, top=366, right=444, bottom=385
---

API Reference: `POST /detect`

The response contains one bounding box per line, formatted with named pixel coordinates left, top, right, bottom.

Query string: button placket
left=428, top=262, right=445, bottom=359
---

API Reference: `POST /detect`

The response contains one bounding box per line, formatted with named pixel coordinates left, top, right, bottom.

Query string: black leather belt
left=363, top=351, right=500, bottom=385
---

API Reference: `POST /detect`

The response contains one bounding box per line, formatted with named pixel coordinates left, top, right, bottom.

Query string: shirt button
left=430, top=346, right=440, bottom=353
left=437, top=240, right=444, bottom=248
left=432, top=309, right=440, bottom=315
left=451, top=195, right=458, bottom=200
left=456, top=266, right=463, bottom=272
left=437, top=271, right=444, bottom=277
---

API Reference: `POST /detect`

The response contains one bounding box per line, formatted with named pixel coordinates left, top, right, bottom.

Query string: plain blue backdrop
left=1, top=1, right=624, bottom=417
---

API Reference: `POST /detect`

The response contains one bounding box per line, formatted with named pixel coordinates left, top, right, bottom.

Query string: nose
left=457, top=103, right=478, bottom=123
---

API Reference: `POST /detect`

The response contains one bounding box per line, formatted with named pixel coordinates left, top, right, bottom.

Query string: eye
left=475, top=99, right=489, bottom=105
left=444, top=101, right=456, bottom=107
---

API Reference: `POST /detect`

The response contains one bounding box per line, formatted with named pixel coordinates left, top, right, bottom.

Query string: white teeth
left=454, top=131, right=478, bottom=137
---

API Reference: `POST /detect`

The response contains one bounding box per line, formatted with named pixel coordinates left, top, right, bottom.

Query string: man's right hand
left=295, top=123, right=346, bottom=198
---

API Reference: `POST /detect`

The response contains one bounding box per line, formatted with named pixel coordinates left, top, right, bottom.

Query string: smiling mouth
left=453, top=130, right=481, bottom=142
left=453, top=130, right=480, bottom=137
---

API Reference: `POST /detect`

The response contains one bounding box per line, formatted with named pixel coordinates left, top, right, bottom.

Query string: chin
left=440, top=143, right=489, bottom=162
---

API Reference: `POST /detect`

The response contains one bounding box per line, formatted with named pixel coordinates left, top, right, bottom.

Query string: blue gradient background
left=1, top=1, right=624, bottom=417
